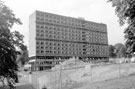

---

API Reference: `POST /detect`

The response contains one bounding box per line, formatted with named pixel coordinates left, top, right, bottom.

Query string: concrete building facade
left=29, top=10, right=109, bottom=70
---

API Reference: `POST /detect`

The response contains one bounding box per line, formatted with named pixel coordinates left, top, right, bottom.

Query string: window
left=57, top=28, right=60, bottom=31
left=36, top=29, right=40, bottom=32
left=45, top=34, right=48, bottom=37
left=41, top=18, right=44, bottom=21
left=54, top=51, right=56, bottom=54
left=54, top=35, right=56, bottom=38
left=57, top=20, right=60, bottom=23
left=41, top=26, right=44, bottom=29
left=36, top=46, right=39, bottom=49
left=45, top=26, right=48, bottom=29
left=36, top=34, right=39, bottom=36
left=41, top=30, right=44, bottom=32
left=49, top=47, right=52, bottom=49
left=49, top=19, right=52, bottom=22
left=58, top=51, right=60, bottom=54
left=49, top=35, right=52, bottom=38
left=36, top=42, right=39, bottom=45
left=36, top=50, right=39, bottom=53
left=65, top=44, right=67, bottom=46
left=41, top=13, right=44, bottom=17
left=41, top=42, right=44, bottom=45
left=57, top=32, right=60, bottom=35
left=54, top=27, right=56, bottom=30
left=41, top=34, right=44, bottom=37
left=45, top=47, right=48, bottom=49
left=54, top=43, right=56, bottom=46
left=49, top=31, right=52, bottom=34
left=58, top=43, right=60, bottom=46
left=62, top=51, right=64, bottom=54
left=36, top=25, right=40, bottom=28
left=50, top=51, right=52, bottom=53
left=54, top=47, right=56, bottom=50
left=41, top=46, right=44, bottom=49
left=50, top=43, right=52, bottom=45
left=49, top=27, right=52, bottom=30
left=41, top=51, right=44, bottom=53
left=36, top=17, right=40, bottom=20
left=46, top=51, right=50, bottom=53
left=45, top=30, right=48, bottom=33
left=46, top=14, right=49, bottom=17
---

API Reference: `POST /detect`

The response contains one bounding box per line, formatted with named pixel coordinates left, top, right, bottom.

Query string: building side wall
left=29, top=12, right=36, bottom=57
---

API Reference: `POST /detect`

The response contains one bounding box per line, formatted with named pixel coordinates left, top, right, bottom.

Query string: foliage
left=11, top=31, right=29, bottom=66
left=19, top=45, right=29, bottom=65
left=109, top=43, right=130, bottom=58
left=114, top=43, right=126, bottom=58
left=11, top=31, right=24, bottom=48
left=0, top=0, right=23, bottom=83
left=108, top=0, right=135, bottom=54
left=109, top=45, right=116, bottom=58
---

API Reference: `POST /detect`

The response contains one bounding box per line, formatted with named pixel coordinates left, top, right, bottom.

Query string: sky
left=4, top=0, right=126, bottom=47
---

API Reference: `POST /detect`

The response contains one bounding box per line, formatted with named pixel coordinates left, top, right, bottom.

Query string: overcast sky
left=4, top=0, right=126, bottom=47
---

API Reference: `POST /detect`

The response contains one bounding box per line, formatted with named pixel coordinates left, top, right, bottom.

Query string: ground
left=0, top=83, right=35, bottom=89
left=1, top=62, right=135, bottom=89
left=68, top=74, right=135, bottom=89
left=1, top=74, right=135, bottom=89
left=33, top=63, right=135, bottom=89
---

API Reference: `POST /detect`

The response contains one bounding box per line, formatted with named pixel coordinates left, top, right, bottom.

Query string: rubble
left=52, top=57, right=88, bottom=70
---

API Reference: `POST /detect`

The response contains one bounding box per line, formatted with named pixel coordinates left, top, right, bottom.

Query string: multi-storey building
left=29, top=10, right=109, bottom=70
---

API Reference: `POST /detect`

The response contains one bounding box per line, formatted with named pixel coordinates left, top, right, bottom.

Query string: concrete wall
left=29, top=12, right=36, bottom=57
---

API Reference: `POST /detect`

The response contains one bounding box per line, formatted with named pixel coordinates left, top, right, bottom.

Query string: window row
left=36, top=50, right=108, bottom=55
left=36, top=42, right=83, bottom=47
left=36, top=12, right=107, bottom=32
left=36, top=41, right=108, bottom=48
left=36, top=22, right=106, bottom=32
left=37, top=46, right=82, bottom=50
left=36, top=32, right=107, bottom=41
left=36, top=30, right=82, bottom=36
left=36, top=50, right=82, bottom=55
left=36, top=24, right=83, bottom=33
left=36, top=34, right=107, bottom=44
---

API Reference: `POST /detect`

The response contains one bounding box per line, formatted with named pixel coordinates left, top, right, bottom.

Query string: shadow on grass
left=0, top=84, right=36, bottom=89
left=62, top=82, right=86, bottom=89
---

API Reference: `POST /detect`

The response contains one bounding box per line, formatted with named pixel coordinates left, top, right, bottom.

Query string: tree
left=12, top=31, right=29, bottom=66
left=108, top=0, right=135, bottom=54
left=114, top=43, right=127, bottom=58
left=109, top=45, right=116, bottom=58
left=0, top=0, right=24, bottom=84
left=19, top=45, right=29, bottom=65
left=11, top=31, right=24, bottom=48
